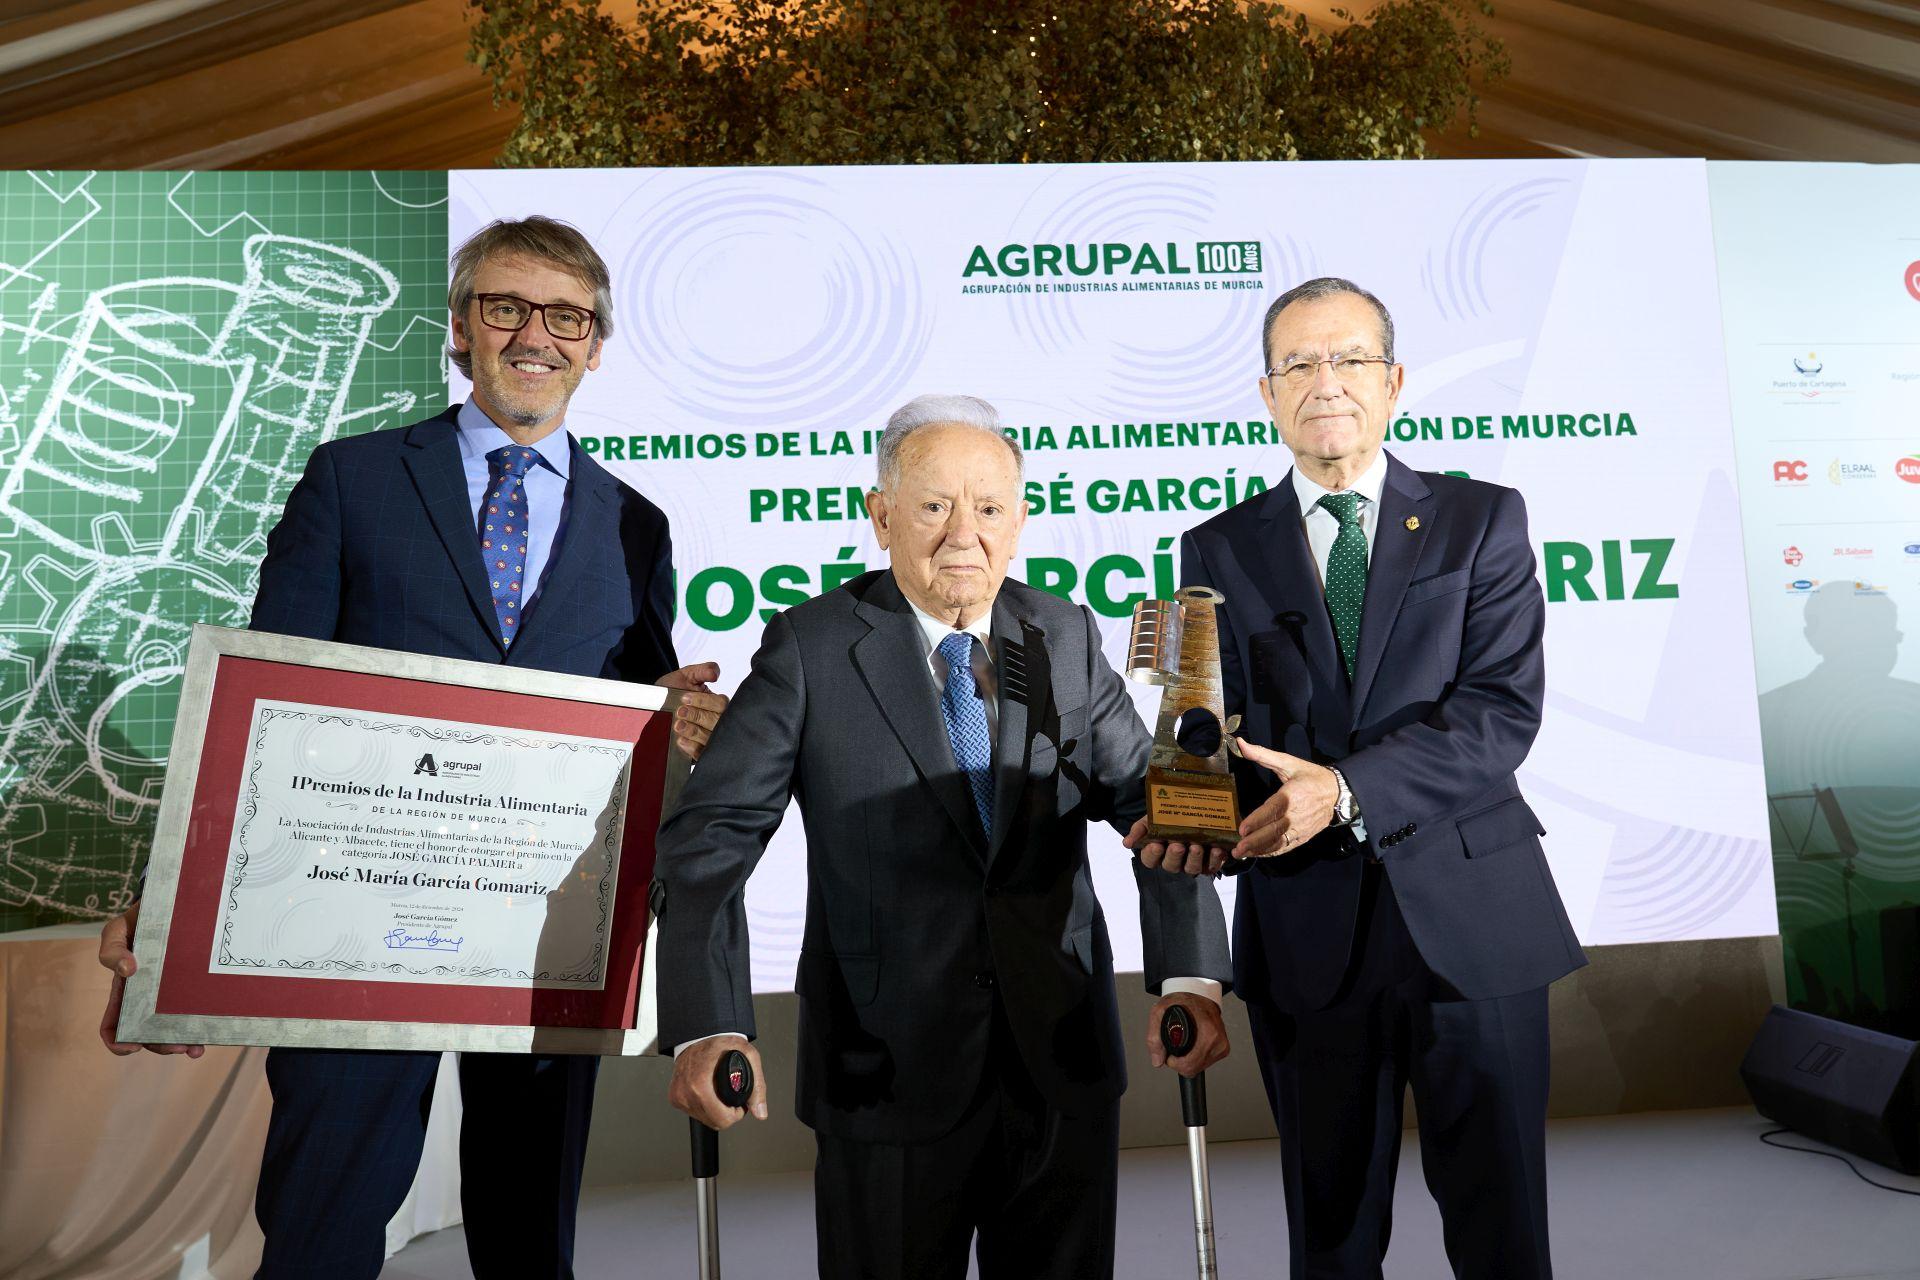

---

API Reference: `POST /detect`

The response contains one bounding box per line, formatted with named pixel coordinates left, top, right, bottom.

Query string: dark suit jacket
left=652, top=570, right=1231, bottom=1144
left=251, top=404, right=678, bottom=683
left=1182, top=452, right=1584, bottom=1012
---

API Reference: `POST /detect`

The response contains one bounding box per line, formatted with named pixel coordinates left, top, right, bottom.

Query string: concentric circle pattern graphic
left=618, top=171, right=932, bottom=435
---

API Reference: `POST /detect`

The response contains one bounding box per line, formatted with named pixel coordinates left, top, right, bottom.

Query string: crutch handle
left=1161, top=1003, right=1196, bottom=1059
left=690, top=1048, right=756, bottom=1179
left=715, top=1048, right=755, bottom=1108
left=1160, top=1004, right=1209, bottom=1128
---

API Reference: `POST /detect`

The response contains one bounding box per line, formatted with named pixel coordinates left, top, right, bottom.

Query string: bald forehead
left=897, top=423, right=1020, bottom=476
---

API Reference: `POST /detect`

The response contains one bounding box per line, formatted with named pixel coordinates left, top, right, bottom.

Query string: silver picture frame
left=116, top=623, right=685, bottom=1056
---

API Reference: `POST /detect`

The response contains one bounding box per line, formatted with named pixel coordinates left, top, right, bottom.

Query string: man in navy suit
left=96, top=216, right=728, bottom=1279
left=1160, top=278, right=1585, bottom=1278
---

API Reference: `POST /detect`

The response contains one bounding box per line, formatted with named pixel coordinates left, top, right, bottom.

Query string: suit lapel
left=986, top=592, right=1049, bottom=866
left=401, top=411, right=505, bottom=657
left=1349, top=455, right=1435, bottom=719
left=1253, top=475, right=1350, bottom=725
left=513, top=441, right=616, bottom=662
left=850, top=574, right=987, bottom=859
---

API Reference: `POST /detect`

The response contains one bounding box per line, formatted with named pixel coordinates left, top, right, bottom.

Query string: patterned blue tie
left=480, top=444, right=537, bottom=645
left=937, top=631, right=995, bottom=842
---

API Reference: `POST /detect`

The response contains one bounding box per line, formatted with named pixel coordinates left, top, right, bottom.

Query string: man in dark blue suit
left=1165, top=278, right=1585, bottom=1278
left=97, top=216, right=727, bottom=1279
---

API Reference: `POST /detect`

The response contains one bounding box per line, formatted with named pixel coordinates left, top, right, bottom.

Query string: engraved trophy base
left=1144, top=764, right=1242, bottom=846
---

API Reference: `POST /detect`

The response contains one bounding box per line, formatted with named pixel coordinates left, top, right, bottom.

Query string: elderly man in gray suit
left=651, top=394, right=1234, bottom=1279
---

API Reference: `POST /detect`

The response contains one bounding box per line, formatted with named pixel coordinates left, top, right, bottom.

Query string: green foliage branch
left=469, top=0, right=1507, bottom=166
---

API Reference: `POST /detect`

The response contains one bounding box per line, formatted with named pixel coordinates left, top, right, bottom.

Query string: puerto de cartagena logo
left=1774, top=352, right=1846, bottom=400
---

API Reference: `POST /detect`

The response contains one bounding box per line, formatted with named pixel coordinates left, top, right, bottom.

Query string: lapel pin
left=1404, top=516, right=1421, bottom=531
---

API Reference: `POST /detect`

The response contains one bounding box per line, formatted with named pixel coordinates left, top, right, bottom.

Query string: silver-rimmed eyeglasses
left=1266, top=354, right=1393, bottom=388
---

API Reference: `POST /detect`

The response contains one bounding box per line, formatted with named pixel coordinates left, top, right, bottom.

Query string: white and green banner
left=454, top=159, right=1775, bottom=990
left=1712, top=162, right=1920, bottom=1031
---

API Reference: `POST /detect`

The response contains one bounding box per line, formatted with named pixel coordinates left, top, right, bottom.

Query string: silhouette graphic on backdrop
left=1759, top=582, right=1920, bottom=1031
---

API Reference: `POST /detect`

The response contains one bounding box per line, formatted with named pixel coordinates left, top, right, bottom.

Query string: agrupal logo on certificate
left=960, top=239, right=1264, bottom=295
left=413, top=751, right=484, bottom=783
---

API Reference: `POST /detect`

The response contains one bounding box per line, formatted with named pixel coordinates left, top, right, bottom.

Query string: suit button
left=973, top=971, right=996, bottom=989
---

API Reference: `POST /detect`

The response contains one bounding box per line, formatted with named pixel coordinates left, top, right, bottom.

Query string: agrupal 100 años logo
left=961, top=240, right=1264, bottom=295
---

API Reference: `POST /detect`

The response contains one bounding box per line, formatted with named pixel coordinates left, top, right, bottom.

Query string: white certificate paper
left=210, top=699, right=636, bottom=989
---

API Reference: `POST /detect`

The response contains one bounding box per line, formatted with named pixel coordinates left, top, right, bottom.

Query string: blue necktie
left=480, top=444, right=537, bottom=645
left=937, top=631, right=994, bottom=842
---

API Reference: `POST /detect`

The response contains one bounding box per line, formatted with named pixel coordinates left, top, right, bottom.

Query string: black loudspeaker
left=1880, top=905, right=1920, bottom=1039
left=1741, top=1004, right=1920, bottom=1174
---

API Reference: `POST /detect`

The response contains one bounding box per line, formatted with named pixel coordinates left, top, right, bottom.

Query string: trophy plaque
left=1126, top=587, right=1242, bottom=845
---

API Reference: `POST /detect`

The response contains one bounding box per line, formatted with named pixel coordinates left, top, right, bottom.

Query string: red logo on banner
left=1783, top=546, right=1803, bottom=566
left=1897, top=456, right=1920, bottom=484
left=1774, top=460, right=1808, bottom=483
left=1907, top=262, right=1920, bottom=302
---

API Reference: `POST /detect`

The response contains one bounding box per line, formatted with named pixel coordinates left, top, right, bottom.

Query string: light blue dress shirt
left=456, top=398, right=572, bottom=613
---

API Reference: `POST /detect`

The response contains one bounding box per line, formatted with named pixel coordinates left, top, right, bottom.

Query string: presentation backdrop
left=0, top=171, right=449, bottom=933
left=1712, top=163, right=1920, bottom=1033
left=455, top=159, right=1775, bottom=992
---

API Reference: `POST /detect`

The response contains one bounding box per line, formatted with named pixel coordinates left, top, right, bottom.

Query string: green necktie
left=1317, top=491, right=1368, bottom=682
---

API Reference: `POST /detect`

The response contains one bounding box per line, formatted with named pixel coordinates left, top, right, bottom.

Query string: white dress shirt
left=907, top=598, right=998, bottom=739
left=1287, top=450, right=1384, bottom=838
left=1292, top=448, right=1387, bottom=584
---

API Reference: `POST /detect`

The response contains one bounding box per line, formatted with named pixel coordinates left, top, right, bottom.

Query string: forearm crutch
left=690, top=1047, right=755, bottom=1280
left=1161, top=1004, right=1219, bottom=1279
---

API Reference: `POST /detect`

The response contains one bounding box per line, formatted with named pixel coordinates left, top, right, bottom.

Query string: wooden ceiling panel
left=0, top=0, right=505, bottom=168
left=0, top=1, right=419, bottom=128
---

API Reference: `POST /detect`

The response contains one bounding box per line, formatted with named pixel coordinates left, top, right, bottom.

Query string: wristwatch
left=1330, top=767, right=1359, bottom=827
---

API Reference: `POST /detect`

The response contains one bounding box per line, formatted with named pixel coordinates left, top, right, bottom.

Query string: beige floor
left=385, top=1107, right=1920, bottom=1279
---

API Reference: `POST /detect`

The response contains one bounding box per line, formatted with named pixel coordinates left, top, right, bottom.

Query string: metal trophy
left=1126, top=587, right=1241, bottom=846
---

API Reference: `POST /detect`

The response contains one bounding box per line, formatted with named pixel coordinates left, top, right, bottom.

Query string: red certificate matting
left=152, top=653, right=670, bottom=1034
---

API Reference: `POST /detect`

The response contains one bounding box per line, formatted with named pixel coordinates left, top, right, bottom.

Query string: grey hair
left=447, top=216, right=614, bottom=379
left=874, top=394, right=1023, bottom=491
left=1260, top=276, right=1396, bottom=371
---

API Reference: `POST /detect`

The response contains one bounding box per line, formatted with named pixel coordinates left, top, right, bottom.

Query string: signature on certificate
left=383, top=927, right=464, bottom=953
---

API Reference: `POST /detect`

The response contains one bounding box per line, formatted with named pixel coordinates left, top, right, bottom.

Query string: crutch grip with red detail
left=691, top=1047, right=754, bottom=1280
left=1161, top=1003, right=1220, bottom=1279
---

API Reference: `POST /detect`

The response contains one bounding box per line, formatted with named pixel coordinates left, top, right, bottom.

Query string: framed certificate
left=115, top=624, right=683, bottom=1055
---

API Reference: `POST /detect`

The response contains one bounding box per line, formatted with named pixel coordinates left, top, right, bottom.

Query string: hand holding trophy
left=1121, top=586, right=1242, bottom=875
